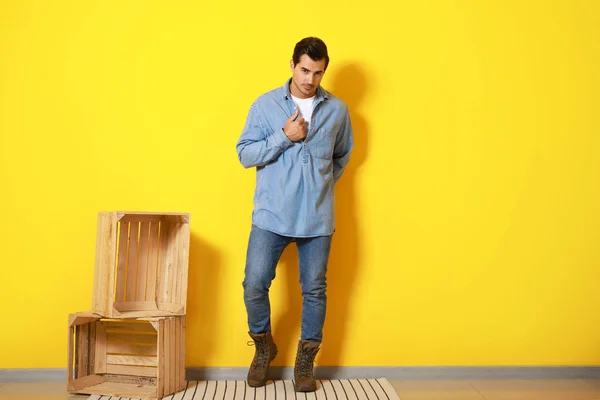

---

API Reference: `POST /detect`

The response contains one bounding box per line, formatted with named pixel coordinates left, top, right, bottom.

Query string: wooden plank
left=157, top=303, right=185, bottom=314
left=113, top=301, right=158, bottom=312
left=107, top=355, right=158, bottom=367
left=71, top=381, right=158, bottom=398
left=174, top=317, right=180, bottom=392
left=102, top=309, right=176, bottom=319
left=92, top=212, right=118, bottom=316
left=73, top=326, right=79, bottom=379
left=117, top=212, right=189, bottom=224
left=179, top=316, right=186, bottom=391
left=145, top=221, right=160, bottom=303
left=136, top=221, right=150, bottom=301
left=67, top=326, right=74, bottom=387
left=106, top=364, right=158, bottom=377
left=160, top=318, right=168, bottom=397
left=94, top=321, right=107, bottom=374
left=76, top=325, right=89, bottom=379
left=115, top=221, right=129, bottom=303
left=157, top=319, right=165, bottom=398
left=67, top=374, right=104, bottom=391
left=177, top=222, right=191, bottom=312
left=107, top=320, right=157, bottom=333
left=106, top=342, right=157, bottom=357
left=167, top=317, right=174, bottom=396
left=163, top=213, right=190, bottom=224
left=107, top=332, right=157, bottom=346
left=119, top=214, right=163, bottom=223
left=169, top=224, right=179, bottom=308
left=126, top=221, right=139, bottom=301
left=69, top=312, right=101, bottom=327
left=88, top=322, right=96, bottom=375
left=165, top=318, right=172, bottom=396
left=104, top=374, right=156, bottom=385
left=106, top=213, right=118, bottom=318
left=157, top=220, right=171, bottom=307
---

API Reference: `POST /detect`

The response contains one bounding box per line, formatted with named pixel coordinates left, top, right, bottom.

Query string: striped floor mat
left=88, top=378, right=400, bottom=400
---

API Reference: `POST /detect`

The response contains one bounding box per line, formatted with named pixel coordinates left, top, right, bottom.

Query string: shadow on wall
left=185, top=233, right=222, bottom=366
left=273, top=62, right=370, bottom=367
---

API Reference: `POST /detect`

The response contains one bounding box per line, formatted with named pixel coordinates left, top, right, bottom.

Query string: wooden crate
left=92, top=211, right=190, bottom=318
left=67, top=312, right=186, bottom=400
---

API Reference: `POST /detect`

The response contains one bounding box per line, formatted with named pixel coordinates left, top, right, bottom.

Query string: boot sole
left=294, top=383, right=317, bottom=392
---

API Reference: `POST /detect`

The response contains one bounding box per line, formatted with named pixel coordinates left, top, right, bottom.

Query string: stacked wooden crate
left=68, top=211, right=191, bottom=400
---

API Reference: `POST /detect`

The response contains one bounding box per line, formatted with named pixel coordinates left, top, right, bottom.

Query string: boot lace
left=248, top=339, right=269, bottom=369
left=296, top=348, right=318, bottom=378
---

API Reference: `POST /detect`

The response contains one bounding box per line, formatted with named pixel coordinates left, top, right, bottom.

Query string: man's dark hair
left=292, top=37, right=329, bottom=70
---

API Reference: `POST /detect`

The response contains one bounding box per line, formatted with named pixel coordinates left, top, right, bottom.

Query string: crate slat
left=106, top=364, right=158, bottom=377
left=106, top=355, right=158, bottom=367
left=177, top=223, right=191, bottom=307
left=107, top=332, right=157, bottom=346
left=170, top=224, right=180, bottom=307
left=107, top=320, right=158, bottom=333
left=157, top=302, right=185, bottom=314
left=68, top=375, right=104, bottom=391
left=71, top=381, right=158, bottom=399
left=67, top=326, right=74, bottom=383
left=119, top=214, right=163, bottom=223
left=69, top=312, right=101, bottom=327
left=94, top=322, right=107, bottom=373
left=157, top=319, right=165, bottom=397
left=165, top=318, right=172, bottom=396
left=106, top=342, right=157, bottom=357
left=157, top=221, right=170, bottom=307
left=115, top=221, right=129, bottom=303
left=92, top=213, right=118, bottom=316
left=175, top=316, right=180, bottom=392
left=113, top=301, right=158, bottom=312
left=145, top=221, right=160, bottom=302
left=136, top=222, right=150, bottom=301
left=89, top=322, right=96, bottom=375
left=76, top=324, right=89, bottom=378
left=126, top=221, right=139, bottom=301
left=180, top=317, right=186, bottom=389
left=104, top=374, right=156, bottom=385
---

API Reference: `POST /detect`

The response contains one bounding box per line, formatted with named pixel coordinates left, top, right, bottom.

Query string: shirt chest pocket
left=308, top=129, right=336, bottom=159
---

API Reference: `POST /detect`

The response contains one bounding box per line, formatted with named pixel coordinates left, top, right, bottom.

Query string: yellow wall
left=1, top=1, right=599, bottom=368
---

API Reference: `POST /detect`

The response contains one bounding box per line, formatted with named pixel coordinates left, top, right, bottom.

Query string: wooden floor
left=1, top=380, right=600, bottom=400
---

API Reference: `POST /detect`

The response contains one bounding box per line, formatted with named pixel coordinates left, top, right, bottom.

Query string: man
left=236, top=37, right=353, bottom=392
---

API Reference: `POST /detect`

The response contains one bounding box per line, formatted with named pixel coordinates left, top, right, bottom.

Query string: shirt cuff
left=273, top=128, right=294, bottom=148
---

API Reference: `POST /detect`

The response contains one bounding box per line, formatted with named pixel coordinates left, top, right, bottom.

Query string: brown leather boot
left=247, top=331, right=278, bottom=387
left=294, top=340, right=320, bottom=392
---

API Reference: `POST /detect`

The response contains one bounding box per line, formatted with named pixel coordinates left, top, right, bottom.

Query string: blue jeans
left=243, top=224, right=332, bottom=343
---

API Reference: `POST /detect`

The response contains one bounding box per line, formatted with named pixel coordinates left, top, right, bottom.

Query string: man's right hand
left=283, top=109, right=307, bottom=142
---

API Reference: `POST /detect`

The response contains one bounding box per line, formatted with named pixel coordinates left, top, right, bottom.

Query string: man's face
left=290, top=54, right=326, bottom=99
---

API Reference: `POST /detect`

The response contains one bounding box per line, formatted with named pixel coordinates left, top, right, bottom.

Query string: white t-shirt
left=291, top=94, right=316, bottom=129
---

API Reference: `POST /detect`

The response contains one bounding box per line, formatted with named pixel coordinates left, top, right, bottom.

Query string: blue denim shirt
left=236, top=79, right=353, bottom=237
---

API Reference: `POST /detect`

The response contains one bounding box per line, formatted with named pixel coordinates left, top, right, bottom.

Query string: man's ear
left=290, top=59, right=294, bottom=72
